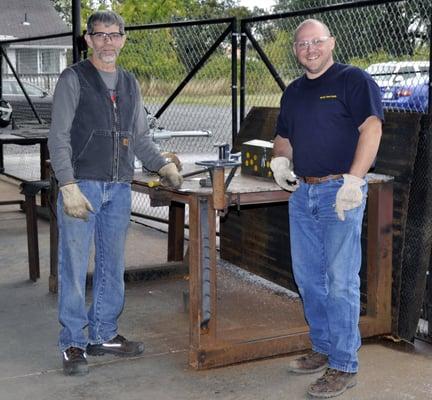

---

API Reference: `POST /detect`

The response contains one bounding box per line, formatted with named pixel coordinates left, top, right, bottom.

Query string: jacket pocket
left=73, top=130, right=113, bottom=180
left=117, top=130, right=135, bottom=180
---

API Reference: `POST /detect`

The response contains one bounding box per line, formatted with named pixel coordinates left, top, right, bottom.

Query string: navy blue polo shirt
left=276, top=63, right=383, bottom=177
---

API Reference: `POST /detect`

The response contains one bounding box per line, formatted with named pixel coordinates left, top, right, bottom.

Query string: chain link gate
left=116, top=18, right=237, bottom=227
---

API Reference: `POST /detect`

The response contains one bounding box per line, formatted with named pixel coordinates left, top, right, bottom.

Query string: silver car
left=1, top=79, right=52, bottom=124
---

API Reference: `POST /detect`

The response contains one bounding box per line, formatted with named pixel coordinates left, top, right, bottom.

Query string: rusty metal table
left=132, top=170, right=393, bottom=369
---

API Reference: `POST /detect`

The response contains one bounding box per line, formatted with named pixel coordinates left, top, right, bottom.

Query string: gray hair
left=294, top=19, right=331, bottom=41
left=86, top=10, right=125, bottom=34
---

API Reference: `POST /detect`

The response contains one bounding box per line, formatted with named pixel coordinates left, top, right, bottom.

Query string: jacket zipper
left=112, top=95, right=120, bottom=181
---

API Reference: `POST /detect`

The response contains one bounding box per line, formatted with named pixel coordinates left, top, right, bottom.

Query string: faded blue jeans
left=289, top=178, right=367, bottom=373
left=57, top=180, right=131, bottom=352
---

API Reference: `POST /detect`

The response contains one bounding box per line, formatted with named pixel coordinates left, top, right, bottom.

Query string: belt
left=300, top=174, right=343, bottom=184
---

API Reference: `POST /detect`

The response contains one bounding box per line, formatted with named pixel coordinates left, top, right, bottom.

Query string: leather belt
left=300, top=174, right=343, bottom=184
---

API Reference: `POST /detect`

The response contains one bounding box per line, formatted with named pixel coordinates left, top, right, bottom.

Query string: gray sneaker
left=307, top=368, right=357, bottom=398
left=62, top=347, right=89, bottom=376
left=86, top=334, right=144, bottom=357
left=287, top=351, right=328, bottom=374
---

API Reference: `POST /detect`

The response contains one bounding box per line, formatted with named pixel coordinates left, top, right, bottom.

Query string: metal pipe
left=428, top=3, right=432, bottom=116
left=155, top=23, right=234, bottom=119
left=125, top=17, right=235, bottom=32
left=72, top=0, right=81, bottom=63
left=231, top=19, right=238, bottom=145
left=240, top=21, right=247, bottom=126
left=0, top=47, right=3, bottom=98
left=240, top=0, right=408, bottom=24
left=199, top=198, right=211, bottom=329
left=0, top=47, right=43, bottom=124
left=244, top=26, right=286, bottom=92
left=0, top=32, right=71, bottom=46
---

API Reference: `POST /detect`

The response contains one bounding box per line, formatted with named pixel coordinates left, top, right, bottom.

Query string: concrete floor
left=1, top=175, right=432, bottom=400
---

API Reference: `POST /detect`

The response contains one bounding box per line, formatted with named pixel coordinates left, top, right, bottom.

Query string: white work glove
left=161, top=151, right=182, bottom=172
left=60, top=183, right=94, bottom=220
left=270, top=156, right=299, bottom=192
left=158, top=162, right=183, bottom=189
left=335, top=174, right=366, bottom=221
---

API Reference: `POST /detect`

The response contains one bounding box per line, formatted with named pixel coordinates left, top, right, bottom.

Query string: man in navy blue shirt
left=270, top=19, right=383, bottom=398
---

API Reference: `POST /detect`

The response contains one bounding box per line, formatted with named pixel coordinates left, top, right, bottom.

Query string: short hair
left=294, top=19, right=331, bottom=41
left=86, top=10, right=125, bottom=34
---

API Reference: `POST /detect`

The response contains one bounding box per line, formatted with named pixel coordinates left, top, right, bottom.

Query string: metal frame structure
left=130, top=174, right=393, bottom=369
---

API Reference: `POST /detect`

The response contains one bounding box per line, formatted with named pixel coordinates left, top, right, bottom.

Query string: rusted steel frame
left=23, top=193, right=40, bottom=282
left=168, top=201, right=185, bottom=262
left=188, top=193, right=219, bottom=368
left=115, top=179, right=393, bottom=369
left=365, top=181, right=393, bottom=333
left=49, top=167, right=59, bottom=293
left=190, top=181, right=393, bottom=369
left=40, top=142, right=50, bottom=206
left=0, top=200, right=23, bottom=206
left=193, top=329, right=310, bottom=369
left=231, top=191, right=290, bottom=206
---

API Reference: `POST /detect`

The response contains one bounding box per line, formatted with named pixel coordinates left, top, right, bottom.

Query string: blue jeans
left=57, top=180, right=131, bottom=352
left=289, top=178, right=367, bottom=373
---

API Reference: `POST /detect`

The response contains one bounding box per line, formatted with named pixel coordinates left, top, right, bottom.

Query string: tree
left=50, top=0, right=94, bottom=27
left=271, top=0, right=430, bottom=62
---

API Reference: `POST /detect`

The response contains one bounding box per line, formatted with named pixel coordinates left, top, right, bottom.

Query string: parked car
left=1, top=79, right=52, bottom=124
left=366, top=61, right=429, bottom=92
left=381, top=74, right=429, bottom=113
left=366, top=61, right=429, bottom=113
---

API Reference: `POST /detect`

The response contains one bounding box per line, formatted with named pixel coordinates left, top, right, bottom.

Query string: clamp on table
left=196, top=143, right=241, bottom=215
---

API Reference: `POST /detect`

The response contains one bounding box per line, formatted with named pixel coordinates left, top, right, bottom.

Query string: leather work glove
left=270, top=156, right=299, bottom=192
left=161, top=151, right=182, bottom=172
left=158, top=162, right=183, bottom=189
left=335, top=174, right=366, bottom=221
left=60, top=183, right=94, bottom=220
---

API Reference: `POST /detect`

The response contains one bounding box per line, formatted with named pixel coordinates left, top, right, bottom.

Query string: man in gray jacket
left=48, top=10, right=182, bottom=376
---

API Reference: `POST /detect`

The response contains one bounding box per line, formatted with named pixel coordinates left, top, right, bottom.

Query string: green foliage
left=112, top=0, right=195, bottom=24
left=261, top=29, right=299, bottom=82
left=349, top=45, right=430, bottom=71
left=49, top=0, right=93, bottom=27
left=349, top=51, right=395, bottom=70
left=119, top=29, right=185, bottom=82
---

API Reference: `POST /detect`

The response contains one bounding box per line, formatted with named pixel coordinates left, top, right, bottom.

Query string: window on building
left=17, top=49, right=38, bottom=74
left=40, top=49, right=60, bottom=73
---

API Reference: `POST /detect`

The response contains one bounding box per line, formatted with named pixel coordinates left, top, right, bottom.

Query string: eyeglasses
left=89, top=32, right=124, bottom=42
left=294, top=36, right=332, bottom=51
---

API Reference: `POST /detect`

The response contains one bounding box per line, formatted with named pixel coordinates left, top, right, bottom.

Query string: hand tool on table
left=145, top=167, right=211, bottom=188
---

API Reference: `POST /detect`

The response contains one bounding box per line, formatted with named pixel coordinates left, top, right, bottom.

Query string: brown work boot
left=307, top=368, right=357, bottom=398
left=287, top=351, right=328, bottom=374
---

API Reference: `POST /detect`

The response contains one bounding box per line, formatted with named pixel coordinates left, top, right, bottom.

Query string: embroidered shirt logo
left=320, top=95, right=337, bottom=100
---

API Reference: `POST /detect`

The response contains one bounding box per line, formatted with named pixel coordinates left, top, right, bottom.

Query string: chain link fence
left=1, top=0, right=432, bottom=338
left=241, top=0, right=430, bottom=115
left=240, top=1, right=431, bottom=114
